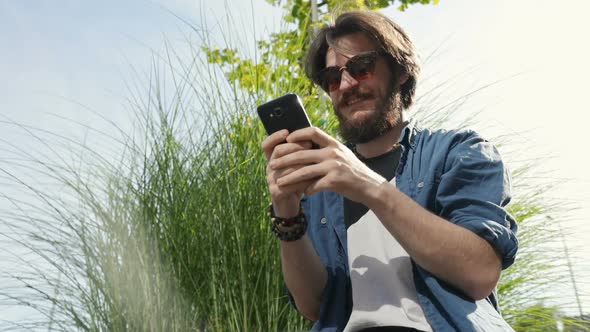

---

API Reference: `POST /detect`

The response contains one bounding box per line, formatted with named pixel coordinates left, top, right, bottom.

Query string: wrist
left=269, top=203, right=308, bottom=241
left=364, top=180, right=399, bottom=213
left=357, top=172, right=389, bottom=206
left=272, top=200, right=301, bottom=218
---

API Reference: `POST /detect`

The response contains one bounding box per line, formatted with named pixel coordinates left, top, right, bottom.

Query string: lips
left=345, top=97, right=365, bottom=105
left=342, top=91, right=374, bottom=107
left=344, top=96, right=376, bottom=109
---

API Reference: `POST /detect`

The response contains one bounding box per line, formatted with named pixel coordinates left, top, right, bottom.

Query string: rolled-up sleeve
left=435, top=132, right=518, bottom=269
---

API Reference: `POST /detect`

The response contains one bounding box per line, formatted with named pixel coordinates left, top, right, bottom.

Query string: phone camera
left=272, top=107, right=284, bottom=118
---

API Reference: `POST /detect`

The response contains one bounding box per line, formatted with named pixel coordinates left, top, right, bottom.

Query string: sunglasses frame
left=315, top=51, right=384, bottom=92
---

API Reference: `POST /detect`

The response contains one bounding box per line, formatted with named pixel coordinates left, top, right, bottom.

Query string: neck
left=354, top=118, right=406, bottom=159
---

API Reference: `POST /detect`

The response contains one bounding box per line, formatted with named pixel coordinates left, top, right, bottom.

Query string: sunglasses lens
left=347, top=53, right=377, bottom=80
left=318, top=67, right=342, bottom=92
left=317, top=52, right=379, bottom=92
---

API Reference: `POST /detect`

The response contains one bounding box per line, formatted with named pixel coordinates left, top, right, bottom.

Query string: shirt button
left=417, top=181, right=424, bottom=188
left=320, top=217, right=327, bottom=224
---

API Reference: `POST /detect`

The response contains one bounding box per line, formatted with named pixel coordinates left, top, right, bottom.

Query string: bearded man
left=261, top=10, right=518, bottom=332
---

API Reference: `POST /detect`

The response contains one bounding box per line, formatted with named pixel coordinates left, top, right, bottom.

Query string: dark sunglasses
left=316, top=51, right=382, bottom=92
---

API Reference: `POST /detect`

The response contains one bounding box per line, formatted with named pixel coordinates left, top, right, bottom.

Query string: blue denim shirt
left=298, top=121, right=518, bottom=332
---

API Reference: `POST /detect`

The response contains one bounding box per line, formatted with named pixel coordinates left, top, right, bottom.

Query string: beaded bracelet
left=268, top=204, right=308, bottom=241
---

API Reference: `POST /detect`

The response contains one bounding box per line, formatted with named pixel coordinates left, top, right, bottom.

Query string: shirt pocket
left=413, top=172, right=441, bottom=212
left=308, top=214, right=347, bottom=269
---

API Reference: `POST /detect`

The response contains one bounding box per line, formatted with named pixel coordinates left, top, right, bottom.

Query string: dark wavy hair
left=305, top=11, right=420, bottom=110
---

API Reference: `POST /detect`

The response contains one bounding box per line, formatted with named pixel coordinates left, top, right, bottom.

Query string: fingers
left=268, top=180, right=313, bottom=202
left=273, top=165, right=331, bottom=198
left=268, top=128, right=340, bottom=170
left=269, top=164, right=301, bottom=179
left=262, top=128, right=342, bottom=203
left=270, top=141, right=313, bottom=161
left=286, top=127, right=336, bottom=149
left=303, top=177, right=332, bottom=197
left=275, top=162, right=328, bottom=187
left=266, top=147, right=316, bottom=189
left=269, top=148, right=320, bottom=171
left=261, top=129, right=289, bottom=160
left=266, top=163, right=305, bottom=190
left=261, top=129, right=314, bottom=161
left=269, top=140, right=351, bottom=171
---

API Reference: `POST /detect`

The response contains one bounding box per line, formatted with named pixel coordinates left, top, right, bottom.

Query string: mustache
left=336, top=88, right=374, bottom=108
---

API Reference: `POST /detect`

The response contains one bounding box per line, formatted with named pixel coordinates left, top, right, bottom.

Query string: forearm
left=280, top=234, right=328, bottom=321
left=364, top=181, right=501, bottom=300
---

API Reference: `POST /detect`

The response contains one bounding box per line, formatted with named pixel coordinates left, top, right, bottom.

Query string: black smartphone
left=257, top=93, right=312, bottom=135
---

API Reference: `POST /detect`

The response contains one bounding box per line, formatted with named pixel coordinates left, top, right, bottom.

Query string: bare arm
left=366, top=182, right=501, bottom=300
left=261, top=130, right=327, bottom=320
left=279, top=235, right=327, bottom=321
left=272, top=127, right=504, bottom=300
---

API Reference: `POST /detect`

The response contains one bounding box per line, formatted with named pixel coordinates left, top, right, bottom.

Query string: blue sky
left=1, top=0, right=590, bottom=323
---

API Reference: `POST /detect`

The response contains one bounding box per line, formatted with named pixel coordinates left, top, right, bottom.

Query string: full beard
left=333, top=87, right=403, bottom=144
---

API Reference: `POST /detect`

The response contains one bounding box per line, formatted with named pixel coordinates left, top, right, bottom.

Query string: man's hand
left=268, top=127, right=387, bottom=205
left=261, top=129, right=315, bottom=218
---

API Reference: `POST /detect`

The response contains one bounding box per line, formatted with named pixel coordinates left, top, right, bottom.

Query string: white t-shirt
left=344, top=178, right=433, bottom=332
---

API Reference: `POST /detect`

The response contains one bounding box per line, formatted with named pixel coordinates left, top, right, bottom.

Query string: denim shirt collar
left=399, top=118, right=419, bottom=149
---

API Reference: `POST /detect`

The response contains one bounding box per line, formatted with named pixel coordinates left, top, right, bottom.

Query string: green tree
left=203, top=0, right=438, bottom=105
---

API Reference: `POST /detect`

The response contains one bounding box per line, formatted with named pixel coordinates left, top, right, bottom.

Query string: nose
left=337, top=69, right=359, bottom=91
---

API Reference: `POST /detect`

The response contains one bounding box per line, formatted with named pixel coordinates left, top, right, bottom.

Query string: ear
left=397, top=72, right=409, bottom=87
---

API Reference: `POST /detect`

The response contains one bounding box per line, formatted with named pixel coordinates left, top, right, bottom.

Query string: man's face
left=325, top=32, right=404, bottom=144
